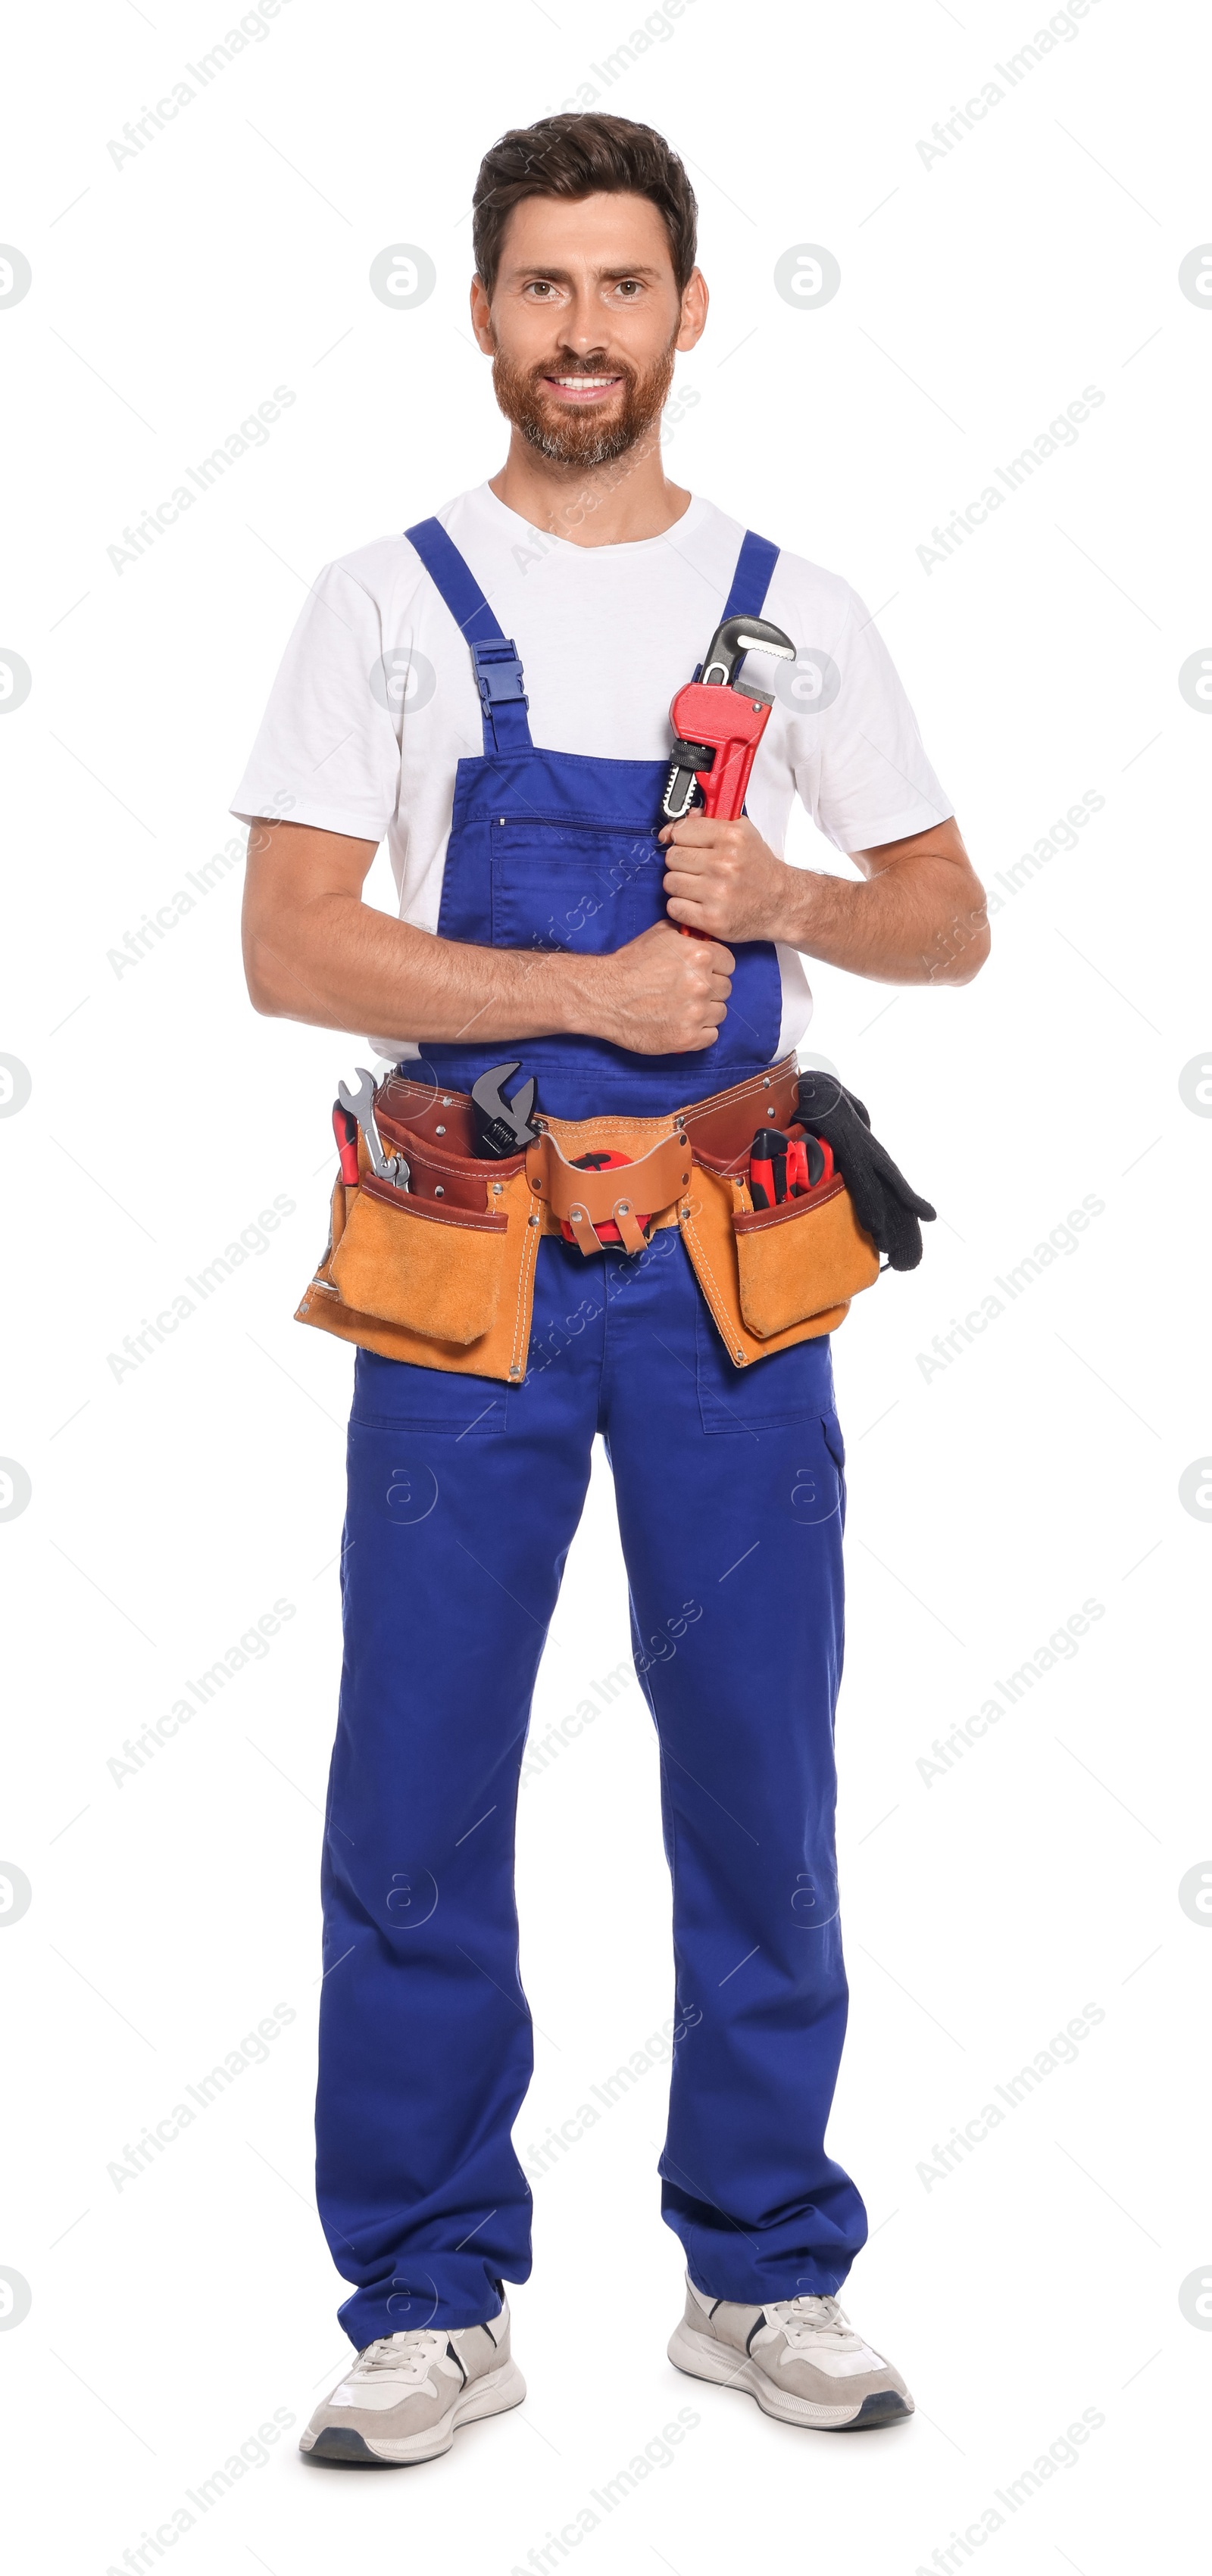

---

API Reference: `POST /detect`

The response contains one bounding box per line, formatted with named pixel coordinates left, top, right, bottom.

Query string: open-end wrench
left=336, top=1068, right=411, bottom=1190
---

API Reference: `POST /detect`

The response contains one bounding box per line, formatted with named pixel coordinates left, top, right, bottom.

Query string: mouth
left=539, top=373, right=626, bottom=405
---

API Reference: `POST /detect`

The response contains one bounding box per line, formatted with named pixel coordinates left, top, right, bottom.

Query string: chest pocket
left=490, top=817, right=666, bottom=958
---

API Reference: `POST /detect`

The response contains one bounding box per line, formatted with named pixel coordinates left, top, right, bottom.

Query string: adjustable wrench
left=336, top=1068, right=411, bottom=1189
left=470, top=1061, right=541, bottom=1159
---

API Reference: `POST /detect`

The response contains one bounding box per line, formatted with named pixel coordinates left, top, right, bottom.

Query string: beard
left=492, top=335, right=677, bottom=469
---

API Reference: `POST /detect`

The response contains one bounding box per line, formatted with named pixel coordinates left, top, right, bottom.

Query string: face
left=470, top=191, right=707, bottom=468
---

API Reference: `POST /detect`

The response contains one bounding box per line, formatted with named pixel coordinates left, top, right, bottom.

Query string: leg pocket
left=694, top=1292, right=836, bottom=1433
left=351, top=1346, right=508, bottom=1433
left=789, top=1414, right=845, bottom=1532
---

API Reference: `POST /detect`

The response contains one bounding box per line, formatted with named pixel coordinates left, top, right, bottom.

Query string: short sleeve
left=799, top=594, right=953, bottom=854
left=229, top=560, right=401, bottom=840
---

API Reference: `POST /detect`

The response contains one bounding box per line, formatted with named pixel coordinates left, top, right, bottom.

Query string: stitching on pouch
left=733, top=1176, right=845, bottom=1230
left=547, top=1115, right=678, bottom=1149
left=678, top=1059, right=794, bottom=1125
left=511, top=1197, right=540, bottom=1371
left=359, top=1200, right=507, bottom=1233
left=681, top=1212, right=739, bottom=1352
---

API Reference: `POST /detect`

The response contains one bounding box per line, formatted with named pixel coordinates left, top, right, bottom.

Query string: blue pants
left=317, top=1229, right=867, bottom=2342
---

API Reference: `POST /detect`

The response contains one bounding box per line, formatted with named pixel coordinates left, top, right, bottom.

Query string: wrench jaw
left=471, top=1062, right=541, bottom=1160
left=661, top=619, right=797, bottom=828
left=661, top=738, right=716, bottom=825
left=336, top=1069, right=411, bottom=1192
left=698, top=613, right=797, bottom=691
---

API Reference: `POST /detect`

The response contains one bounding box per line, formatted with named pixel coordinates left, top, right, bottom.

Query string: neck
left=489, top=422, right=692, bottom=548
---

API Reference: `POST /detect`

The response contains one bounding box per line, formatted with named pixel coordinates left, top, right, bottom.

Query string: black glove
left=795, top=1071, right=936, bottom=1272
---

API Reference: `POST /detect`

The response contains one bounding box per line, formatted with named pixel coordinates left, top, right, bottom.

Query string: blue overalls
left=315, top=520, right=867, bottom=2344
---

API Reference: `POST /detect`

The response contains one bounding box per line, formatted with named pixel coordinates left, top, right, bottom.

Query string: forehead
left=495, top=189, right=675, bottom=276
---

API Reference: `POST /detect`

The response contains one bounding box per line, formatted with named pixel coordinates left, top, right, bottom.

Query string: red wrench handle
left=664, top=680, right=774, bottom=939
left=332, top=1102, right=361, bottom=1184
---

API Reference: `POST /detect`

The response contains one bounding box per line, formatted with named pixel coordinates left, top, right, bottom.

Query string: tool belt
left=295, top=1056, right=880, bottom=1385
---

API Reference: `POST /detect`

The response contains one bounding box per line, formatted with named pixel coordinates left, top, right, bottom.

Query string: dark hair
left=472, top=113, right=698, bottom=298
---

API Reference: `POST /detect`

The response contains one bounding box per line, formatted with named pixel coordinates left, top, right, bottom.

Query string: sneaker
left=667, top=2275, right=913, bottom=2431
left=300, top=2298, right=525, bottom=2465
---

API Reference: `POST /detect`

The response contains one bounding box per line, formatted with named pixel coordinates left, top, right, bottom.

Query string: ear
left=470, top=274, right=495, bottom=353
left=676, top=266, right=708, bottom=354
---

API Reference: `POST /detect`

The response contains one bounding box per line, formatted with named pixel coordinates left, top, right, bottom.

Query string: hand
left=590, top=918, right=735, bottom=1055
left=658, top=812, right=795, bottom=943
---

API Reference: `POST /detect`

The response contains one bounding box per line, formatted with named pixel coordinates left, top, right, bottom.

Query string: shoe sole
left=667, top=2321, right=913, bottom=2431
left=300, top=2358, right=526, bottom=2465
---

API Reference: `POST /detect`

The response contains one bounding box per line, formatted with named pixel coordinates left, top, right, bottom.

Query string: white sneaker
left=668, top=2275, right=913, bottom=2430
left=300, top=2297, right=525, bottom=2465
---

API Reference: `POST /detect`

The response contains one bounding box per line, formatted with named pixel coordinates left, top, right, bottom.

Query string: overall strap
left=405, top=516, right=533, bottom=754
left=721, top=528, right=780, bottom=622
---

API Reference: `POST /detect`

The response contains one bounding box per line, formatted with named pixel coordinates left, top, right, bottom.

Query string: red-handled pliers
left=333, top=1101, right=361, bottom=1185
left=748, top=1125, right=834, bottom=1208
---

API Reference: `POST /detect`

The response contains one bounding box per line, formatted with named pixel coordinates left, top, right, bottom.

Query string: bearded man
left=234, top=111, right=986, bottom=2468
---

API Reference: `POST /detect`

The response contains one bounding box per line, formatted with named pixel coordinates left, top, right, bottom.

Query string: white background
left=2, top=1, right=1210, bottom=2568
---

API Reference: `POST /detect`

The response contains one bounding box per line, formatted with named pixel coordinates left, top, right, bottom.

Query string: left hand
left=658, top=812, right=794, bottom=944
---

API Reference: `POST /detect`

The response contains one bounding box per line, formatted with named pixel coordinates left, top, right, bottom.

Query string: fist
left=658, top=812, right=792, bottom=943
left=601, top=917, right=735, bottom=1055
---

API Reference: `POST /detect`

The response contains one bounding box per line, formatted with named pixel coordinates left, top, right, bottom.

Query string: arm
left=658, top=812, right=991, bottom=987
left=240, top=818, right=736, bottom=1053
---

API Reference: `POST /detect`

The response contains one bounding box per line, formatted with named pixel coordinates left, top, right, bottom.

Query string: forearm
left=245, top=887, right=602, bottom=1042
left=661, top=811, right=991, bottom=989
left=774, top=855, right=989, bottom=987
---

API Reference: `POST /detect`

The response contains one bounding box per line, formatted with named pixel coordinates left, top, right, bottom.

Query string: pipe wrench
left=661, top=613, right=796, bottom=941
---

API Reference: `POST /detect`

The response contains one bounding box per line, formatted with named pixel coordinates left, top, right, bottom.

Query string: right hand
left=592, top=917, right=735, bottom=1055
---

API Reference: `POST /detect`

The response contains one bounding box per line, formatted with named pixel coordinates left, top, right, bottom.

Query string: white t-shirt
left=230, top=482, right=951, bottom=1062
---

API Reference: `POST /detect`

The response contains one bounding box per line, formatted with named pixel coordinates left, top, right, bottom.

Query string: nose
left=560, top=283, right=608, bottom=354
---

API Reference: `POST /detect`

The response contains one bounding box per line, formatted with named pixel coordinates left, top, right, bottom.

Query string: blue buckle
left=471, top=638, right=529, bottom=710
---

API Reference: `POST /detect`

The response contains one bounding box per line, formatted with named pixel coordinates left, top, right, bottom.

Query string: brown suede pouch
left=298, top=1161, right=542, bottom=1383
left=733, top=1174, right=881, bottom=1339
left=679, top=1165, right=879, bottom=1367
left=330, top=1178, right=508, bottom=1342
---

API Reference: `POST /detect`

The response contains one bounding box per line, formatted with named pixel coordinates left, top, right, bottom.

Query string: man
left=234, top=111, right=988, bottom=2468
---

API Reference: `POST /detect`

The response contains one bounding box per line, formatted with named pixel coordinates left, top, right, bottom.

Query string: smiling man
left=234, top=112, right=987, bottom=2470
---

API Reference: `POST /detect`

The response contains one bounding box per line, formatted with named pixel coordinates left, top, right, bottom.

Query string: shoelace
left=348, top=2329, right=449, bottom=2382
left=766, top=2294, right=856, bottom=2350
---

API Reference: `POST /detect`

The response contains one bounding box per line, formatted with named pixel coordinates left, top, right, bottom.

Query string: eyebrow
left=503, top=263, right=664, bottom=285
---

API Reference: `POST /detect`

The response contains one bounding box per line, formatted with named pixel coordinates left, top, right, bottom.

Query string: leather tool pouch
left=296, top=1059, right=881, bottom=1383
left=296, top=1099, right=542, bottom=1383
left=678, top=1147, right=879, bottom=1369
left=732, top=1171, right=880, bottom=1336
left=330, top=1180, right=510, bottom=1344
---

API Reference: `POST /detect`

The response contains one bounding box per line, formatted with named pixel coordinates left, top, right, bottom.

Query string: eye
left=616, top=279, right=642, bottom=297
